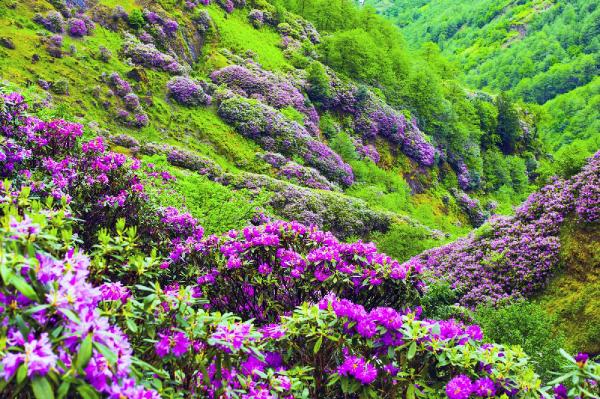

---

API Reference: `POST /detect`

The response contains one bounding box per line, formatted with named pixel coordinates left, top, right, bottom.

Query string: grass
left=206, top=5, right=291, bottom=72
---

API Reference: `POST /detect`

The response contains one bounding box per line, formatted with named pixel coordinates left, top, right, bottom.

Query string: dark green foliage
left=419, top=280, right=462, bottom=320
left=496, top=93, right=521, bottom=155
left=475, top=301, right=566, bottom=379
left=128, top=9, right=145, bottom=30
left=321, top=28, right=394, bottom=86
left=306, top=61, right=330, bottom=104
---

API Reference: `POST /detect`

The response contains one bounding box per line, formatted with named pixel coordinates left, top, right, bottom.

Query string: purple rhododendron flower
left=446, top=375, right=473, bottom=399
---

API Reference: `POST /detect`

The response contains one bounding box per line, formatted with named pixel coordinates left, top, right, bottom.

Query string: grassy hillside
left=0, top=0, right=550, bottom=262
left=0, top=0, right=599, bottom=397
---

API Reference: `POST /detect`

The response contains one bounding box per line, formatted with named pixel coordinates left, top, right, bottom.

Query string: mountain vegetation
left=365, top=0, right=599, bottom=161
left=0, top=0, right=597, bottom=397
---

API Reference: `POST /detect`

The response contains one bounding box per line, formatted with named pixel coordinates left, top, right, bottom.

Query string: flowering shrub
left=185, top=0, right=245, bottom=13
left=452, top=188, right=488, bottom=227
left=67, top=18, right=89, bottom=37
left=354, top=137, right=381, bottom=163
left=0, top=93, right=147, bottom=237
left=108, top=72, right=132, bottom=97
left=164, top=220, right=423, bottom=322
left=248, top=9, right=264, bottom=28
left=106, top=72, right=150, bottom=128
left=166, top=148, right=223, bottom=179
left=230, top=172, right=392, bottom=238
left=404, top=151, right=600, bottom=307
left=279, top=161, right=337, bottom=190
left=218, top=95, right=353, bottom=186
left=307, top=65, right=436, bottom=167
left=211, top=64, right=320, bottom=134
left=166, top=76, right=211, bottom=106
left=121, top=36, right=185, bottom=74
left=33, top=11, right=65, bottom=33
left=192, top=10, right=212, bottom=33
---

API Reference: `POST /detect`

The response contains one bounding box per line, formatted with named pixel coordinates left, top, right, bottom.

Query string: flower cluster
left=33, top=11, right=66, bottom=33
left=106, top=72, right=149, bottom=128
left=68, top=17, right=94, bottom=37
left=353, top=137, right=381, bottom=163
left=405, top=151, right=600, bottom=306
left=218, top=94, right=353, bottom=186
left=451, top=188, right=489, bottom=227
left=211, top=64, right=320, bottom=135
left=166, top=76, right=212, bottom=106
left=248, top=9, right=264, bottom=28
left=121, top=35, right=185, bottom=74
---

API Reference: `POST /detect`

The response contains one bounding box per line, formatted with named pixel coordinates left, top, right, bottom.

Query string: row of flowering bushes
left=1, top=93, right=598, bottom=398
left=260, top=151, right=338, bottom=190
left=306, top=64, right=436, bottom=167
left=3, top=190, right=598, bottom=398
left=217, top=94, right=354, bottom=186
left=228, top=172, right=393, bottom=239
left=121, top=34, right=186, bottom=74
left=185, top=0, right=246, bottom=14
left=105, top=72, right=150, bottom=128
left=211, top=64, right=320, bottom=135
left=34, top=11, right=95, bottom=37
left=405, top=151, right=600, bottom=307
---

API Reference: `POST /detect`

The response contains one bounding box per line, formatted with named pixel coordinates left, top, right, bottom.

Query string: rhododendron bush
left=1, top=93, right=599, bottom=398
left=404, top=152, right=600, bottom=307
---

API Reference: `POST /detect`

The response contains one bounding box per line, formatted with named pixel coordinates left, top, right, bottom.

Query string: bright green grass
left=142, top=154, right=271, bottom=234
left=206, top=5, right=290, bottom=72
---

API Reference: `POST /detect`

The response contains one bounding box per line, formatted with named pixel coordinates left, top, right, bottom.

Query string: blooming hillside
left=405, top=152, right=599, bottom=306
left=0, top=90, right=598, bottom=398
left=0, top=0, right=599, bottom=398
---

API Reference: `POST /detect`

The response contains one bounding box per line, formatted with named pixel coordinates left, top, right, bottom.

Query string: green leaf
left=31, top=377, right=54, bottom=399
left=0, top=261, right=11, bottom=284
left=56, top=382, right=70, bottom=399
left=407, top=384, right=415, bottom=399
left=126, top=318, right=138, bottom=333
left=94, top=342, right=117, bottom=365
left=77, top=384, right=100, bottom=399
left=76, top=334, right=93, bottom=370
left=313, top=336, right=323, bottom=354
left=407, top=341, right=417, bottom=360
left=10, top=275, right=38, bottom=301
left=60, top=309, right=80, bottom=324
left=16, top=363, right=27, bottom=384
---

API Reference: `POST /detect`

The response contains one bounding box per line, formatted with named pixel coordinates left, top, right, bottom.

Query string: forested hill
left=364, top=0, right=599, bottom=157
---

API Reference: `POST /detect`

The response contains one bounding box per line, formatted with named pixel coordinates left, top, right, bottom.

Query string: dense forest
left=364, top=0, right=599, bottom=162
left=0, top=0, right=598, bottom=397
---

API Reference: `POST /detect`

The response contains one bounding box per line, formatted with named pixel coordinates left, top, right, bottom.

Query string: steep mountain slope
left=404, top=151, right=599, bottom=352
left=1, top=1, right=600, bottom=397
left=365, top=0, right=599, bottom=155
left=0, top=0, right=547, bottom=261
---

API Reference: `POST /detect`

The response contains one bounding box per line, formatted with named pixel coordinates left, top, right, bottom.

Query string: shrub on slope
left=404, top=151, right=600, bottom=307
